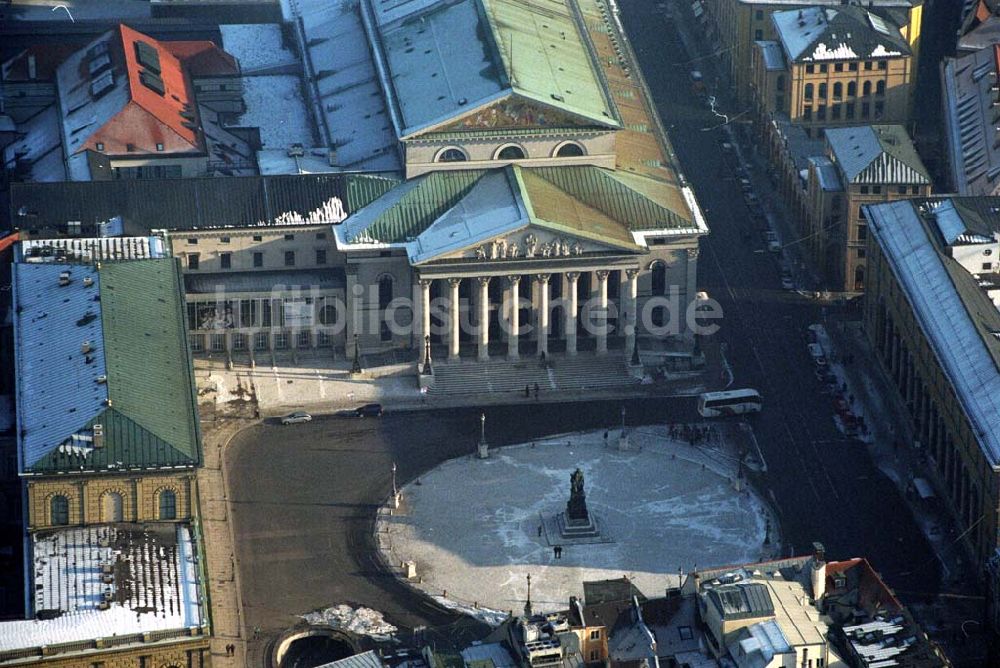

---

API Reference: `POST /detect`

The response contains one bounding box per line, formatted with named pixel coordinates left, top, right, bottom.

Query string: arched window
left=818, top=83, right=827, bottom=99
left=804, top=83, right=814, bottom=100
left=847, top=81, right=857, bottom=97
left=555, top=142, right=585, bottom=158
left=159, top=490, right=177, bottom=520
left=319, top=301, right=338, bottom=326
left=833, top=82, right=842, bottom=99
left=495, top=144, right=526, bottom=160
left=436, top=147, right=467, bottom=163
left=51, top=495, right=69, bottom=526
left=651, top=262, right=666, bottom=295
left=876, top=79, right=885, bottom=96
left=101, top=492, right=123, bottom=522
left=863, top=81, right=872, bottom=96
left=378, top=275, right=393, bottom=310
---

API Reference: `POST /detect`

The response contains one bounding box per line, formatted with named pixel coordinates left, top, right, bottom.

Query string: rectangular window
left=589, top=651, right=598, bottom=662
left=220, top=236, right=231, bottom=244
left=857, top=224, right=867, bottom=242
left=864, top=61, right=873, bottom=70
left=96, top=142, right=105, bottom=151
left=254, top=332, right=269, bottom=350
left=220, top=252, right=231, bottom=269
left=187, top=238, right=198, bottom=245
left=857, top=247, right=866, bottom=259
left=846, top=103, right=855, bottom=119
left=232, top=333, right=248, bottom=351
left=835, top=63, right=843, bottom=72
left=253, top=251, right=264, bottom=268
left=285, top=250, right=295, bottom=267
left=820, top=64, right=828, bottom=73
left=878, top=60, right=887, bottom=70
left=803, top=106, right=812, bottom=121
left=590, top=630, right=601, bottom=640
left=253, top=234, right=262, bottom=241
left=188, top=253, right=200, bottom=270
left=806, top=64, right=814, bottom=74
left=284, top=233, right=295, bottom=241
left=911, top=185, right=920, bottom=194
left=874, top=100, right=884, bottom=118
left=241, top=300, right=258, bottom=327
left=817, top=105, right=826, bottom=120
left=862, top=102, right=870, bottom=118
left=983, top=262, right=993, bottom=272
left=316, top=232, right=326, bottom=239
left=262, top=300, right=272, bottom=327
left=897, top=186, right=907, bottom=194
left=860, top=186, right=869, bottom=194
left=849, top=62, right=858, bottom=71
left=755, top=9, right=763, bottom=19
left=316, top=249, right=327, bottom=265
left=832, top=104, right=841, bottom=120
left=872, top=185, right=882, bottom=194
left=755, top=29, right=762, bottom=40
left=274, top=331, right=288, bottom=349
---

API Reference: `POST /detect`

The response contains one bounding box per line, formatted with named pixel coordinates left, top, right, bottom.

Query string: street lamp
left=477, top=412, right=489, bottom=459
left=351, top=333, right=362, bottom=374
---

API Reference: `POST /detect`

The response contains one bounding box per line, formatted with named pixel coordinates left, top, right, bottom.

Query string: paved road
left=226, top=398, right=699, bottom=653
left=615, top=0, right=938, bottom=594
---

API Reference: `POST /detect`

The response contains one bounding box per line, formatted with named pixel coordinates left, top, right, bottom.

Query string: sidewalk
left=823, top=319, right=967, bottom=587
left=197, top=415, right=251, bottom=668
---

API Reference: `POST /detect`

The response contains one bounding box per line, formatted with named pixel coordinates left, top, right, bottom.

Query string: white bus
left=697, top=389, right=763, bottom=417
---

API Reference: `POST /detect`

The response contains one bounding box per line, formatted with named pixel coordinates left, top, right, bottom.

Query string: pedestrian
left=603, top=430, right=609, bottom=446
left=538, top=525, right=543, bottom=537
left=525, top=384, right=530, bottom=398
left=534, top=382, right=540, bottom=399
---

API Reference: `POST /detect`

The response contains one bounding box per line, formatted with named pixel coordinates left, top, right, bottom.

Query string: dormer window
left=156, top=143, right=164, bottom=152
left=96, top=142, right=104, bottom=152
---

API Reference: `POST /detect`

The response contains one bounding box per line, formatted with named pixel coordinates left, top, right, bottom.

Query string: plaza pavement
left=378, top=426, right=777, bottom=615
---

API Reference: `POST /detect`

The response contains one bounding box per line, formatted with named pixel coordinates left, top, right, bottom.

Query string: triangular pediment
left=414, top=94, right=614, bottom=138
left=425, top=224, right=634, bottom=264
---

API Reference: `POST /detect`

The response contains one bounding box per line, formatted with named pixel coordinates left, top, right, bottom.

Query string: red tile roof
left=826, top=558, right=903, bottom=612
left=163, top=41, right=239, bottom=77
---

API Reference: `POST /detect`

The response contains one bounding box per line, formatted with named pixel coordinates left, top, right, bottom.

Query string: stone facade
left=0, top=634, right=210, bottom=668
left=24, top=472, right=195, bottom=531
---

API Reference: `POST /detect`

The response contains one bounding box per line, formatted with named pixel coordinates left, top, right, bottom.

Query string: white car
left=807, top=343, right=828, bottom=367
left=281, top=411, right=312, bottom=425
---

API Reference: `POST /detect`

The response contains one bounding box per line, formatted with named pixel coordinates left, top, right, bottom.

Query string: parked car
left=780, top=275, right=794, bottom=290
left=354, top=403, right=384, bottom=417
left=739, top=177, right=753, bottom=193
left=807, top=343, right=828, bottom=367
left=281, top=411, right=312, bottom=425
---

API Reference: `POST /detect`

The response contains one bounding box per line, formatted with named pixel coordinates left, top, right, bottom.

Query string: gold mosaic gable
left=430, top=97, right=598, bottom=134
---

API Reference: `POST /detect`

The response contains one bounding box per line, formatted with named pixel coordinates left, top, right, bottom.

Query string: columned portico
left=477, top=276, right=491, bottom=361
left=419, top=278, right=432, bottom=363
left=624, top=268, right=639, bottom=360
left=595, top=270, right=609, bottom=355
left=506, top=275, right=521, bottom=360
left=448, top=277, right=461, bottom=360
left=536, top=274, right=551, bottom=358
left=564, top=271, right=580, bottom=356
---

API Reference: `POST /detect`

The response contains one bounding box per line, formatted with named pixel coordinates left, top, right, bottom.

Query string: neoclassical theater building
left=140, top=0, right=706, bottom=368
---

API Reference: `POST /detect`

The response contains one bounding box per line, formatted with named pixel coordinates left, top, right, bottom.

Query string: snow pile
left=238, top=75, right=313, bottom=149
left=301, top=605, right=397, bottom=640
left=220, top=24, right=298, bottom=71
left=430, top=596, right=509, bottom=627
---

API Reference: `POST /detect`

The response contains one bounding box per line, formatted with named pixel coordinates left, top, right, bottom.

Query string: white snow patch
left=220, top=24, right=298, bottom=72
left=870, top=44, right=902, bottom=58
left=238, top=75, right=313, bottom=149
left=810, top=42, right=859, bottom=61
left=300, top=605, right=397, bottom=640
left=430, top=596, right=510, bottom=627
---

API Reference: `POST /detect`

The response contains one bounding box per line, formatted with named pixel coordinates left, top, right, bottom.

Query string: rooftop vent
left=96, top=375, right=108, bottom=384
left=81, top=340, right=93, bottom=354
left=83, top=276, right=94, bottom=288
left=287, top=143, right=305, bottom=157
left=58, top=271, right=71, bottom=286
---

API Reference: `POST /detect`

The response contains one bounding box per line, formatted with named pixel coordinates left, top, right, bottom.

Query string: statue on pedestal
left=566, top=468, right=589, bottom=524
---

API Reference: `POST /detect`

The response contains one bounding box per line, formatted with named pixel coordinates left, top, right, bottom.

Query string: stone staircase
left=428, top=353, right=639, bottom=396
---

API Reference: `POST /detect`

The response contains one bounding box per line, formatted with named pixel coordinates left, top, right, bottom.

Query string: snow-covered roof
left=757, top=41, right=786, bottom=71
left=941, top=46, right=1000, bottom=196
left=1, top=105, right=65, bottom=182
left=219, top=24, right=297, bottom=73
left=809, top=156, right=843, bottom=192
left=866, top=198, right=1000, bottom=467
left=301, top=0, right=401, bottom=173
left=772, top=6, right=910, bottom=64
left=825, top=125, right=929, bottom=185
left=20, top=235, right=166, bottom=263
left=361, top=0, right=620, bottom=139
left=0, top=524, right=204, bottom=652
left=731, top=620, right=792, bottom=668
left=238, top=75, right=314, bottom=149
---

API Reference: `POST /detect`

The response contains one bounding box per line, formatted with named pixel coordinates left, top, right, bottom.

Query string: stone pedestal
left=478, top=440, right=489, bottom=459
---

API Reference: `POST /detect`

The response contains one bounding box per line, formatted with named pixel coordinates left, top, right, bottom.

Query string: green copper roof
left=20, top=258, right=201, bottom=475
left=341, top=165, right=696, bottom=248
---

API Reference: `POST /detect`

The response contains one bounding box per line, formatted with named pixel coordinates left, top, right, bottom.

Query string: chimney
left=81, top=340, right=93, bottom=354
left=811, top=541, right=827, bottom=603
left=92, top=424, right=104, bottom=449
